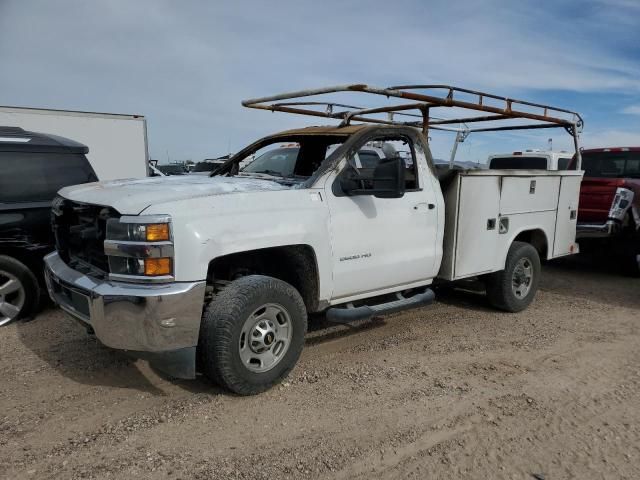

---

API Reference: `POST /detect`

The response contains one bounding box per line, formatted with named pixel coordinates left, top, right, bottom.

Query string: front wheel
left=198, top=275, right=307, bottom=395
left=0, top=255, right=40, bottom=326
left=484, top=241, right=541, bottom=312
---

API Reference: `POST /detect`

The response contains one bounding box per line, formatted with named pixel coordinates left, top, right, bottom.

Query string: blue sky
left=1, top=0, right=639, bottom=163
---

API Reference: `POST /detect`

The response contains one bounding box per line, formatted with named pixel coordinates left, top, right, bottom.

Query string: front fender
left=145, top=188, right=334, bottom=300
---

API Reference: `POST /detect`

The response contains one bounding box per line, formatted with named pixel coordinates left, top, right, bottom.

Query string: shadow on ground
left=434, top=254, right=640, bottom=312
left=543, top=254, right=640, bottom=310
left=15, top=252, right=637, bottom=394
left=15, top=305, right=210, bottom=396
left=305, top=313, right=387, bottom=346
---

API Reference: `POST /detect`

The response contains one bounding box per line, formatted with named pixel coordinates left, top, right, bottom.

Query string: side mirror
left=372, top=157, right=405, bottom=198
left=340, top=157, right=405, bottom=198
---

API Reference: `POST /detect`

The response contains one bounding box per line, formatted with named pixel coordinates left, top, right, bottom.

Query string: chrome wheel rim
left=239, top=303, right=292, bottom=373
left=512, top=257, right=533, bottom=300
left=0, top=270, right=25, bottom=326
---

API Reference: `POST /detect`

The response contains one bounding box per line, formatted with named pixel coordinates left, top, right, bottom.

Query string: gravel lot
left=1, top=255, right=639, bottom=479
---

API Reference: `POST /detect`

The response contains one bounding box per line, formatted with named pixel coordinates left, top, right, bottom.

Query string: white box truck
left=44, top=84, right=584, bottom=395
left=0, top=106, right=149, bottom=180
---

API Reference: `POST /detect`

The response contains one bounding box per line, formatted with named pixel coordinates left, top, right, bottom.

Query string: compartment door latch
left=499, top=217, right=510, bottom=234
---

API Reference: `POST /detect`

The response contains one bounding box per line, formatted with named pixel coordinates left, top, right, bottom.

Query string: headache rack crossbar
left=242, top=83, right=584, bottom=167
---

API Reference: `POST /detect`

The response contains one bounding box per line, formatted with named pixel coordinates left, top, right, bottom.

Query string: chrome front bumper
left=44, top=252, right=206, bottom=377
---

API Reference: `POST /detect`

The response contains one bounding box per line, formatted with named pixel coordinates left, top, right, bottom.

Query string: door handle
left=413, top=203, right=436, bottom=210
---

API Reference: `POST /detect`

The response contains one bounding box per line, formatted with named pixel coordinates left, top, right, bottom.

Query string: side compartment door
left=553, top=174, right=582, bottom=256
left=453, top=175, right=501, bottom=278
left=325, top=133, right=440, bottom=301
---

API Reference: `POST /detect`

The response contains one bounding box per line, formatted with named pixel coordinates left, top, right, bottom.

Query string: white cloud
left=621, top=105, right=640, bottom=115
left=0, top=0, right=638, bottom=160
left=581, top=129, right=640, bottom=148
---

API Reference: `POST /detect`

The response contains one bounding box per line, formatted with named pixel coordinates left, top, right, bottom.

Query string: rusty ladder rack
left=242, top=84, right=584, bottom=166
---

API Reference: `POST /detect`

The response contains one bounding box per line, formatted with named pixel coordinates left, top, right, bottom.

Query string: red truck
left=575, top=147, right=640, bottom=275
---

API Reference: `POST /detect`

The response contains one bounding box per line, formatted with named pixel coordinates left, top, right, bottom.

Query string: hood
left=59, top=175, right=290, bottom=214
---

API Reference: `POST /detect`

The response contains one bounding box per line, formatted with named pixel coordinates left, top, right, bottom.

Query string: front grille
left=52, top=199, right=120, bottom=276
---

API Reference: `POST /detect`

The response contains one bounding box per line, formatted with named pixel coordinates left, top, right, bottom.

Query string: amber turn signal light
left=145, top=223, right=170, bottom=242
left=144, top=258, right=171, bottom=276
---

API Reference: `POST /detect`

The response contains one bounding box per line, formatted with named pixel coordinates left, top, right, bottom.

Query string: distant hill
left=433, top=159, right=485, bottom=169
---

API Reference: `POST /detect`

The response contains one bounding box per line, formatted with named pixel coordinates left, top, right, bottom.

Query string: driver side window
left=348, top=135, right=418, bottom=190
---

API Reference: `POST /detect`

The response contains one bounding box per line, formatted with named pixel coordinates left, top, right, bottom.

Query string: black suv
left=0, top=127, right=97, bottom=326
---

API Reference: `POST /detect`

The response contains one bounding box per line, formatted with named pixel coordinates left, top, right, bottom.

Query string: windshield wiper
left=251, top=169, right=283, bottom=176
left=239, top=170, right=303, bottom=183
left=238, top=171, right=282, bottom=180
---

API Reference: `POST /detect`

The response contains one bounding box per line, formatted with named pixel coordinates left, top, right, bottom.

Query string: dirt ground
left=1, top=255, right=639, bottom=480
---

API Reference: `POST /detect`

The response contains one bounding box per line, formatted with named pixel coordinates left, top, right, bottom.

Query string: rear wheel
left=198, top=275, right=307, bottom=395
left=620, top=236, right=640, bottom=277
left=617, top=214, right=640, bottom=276
left=484, top=241, right=541, bottom=312
left=0, top=255, right=40, bottom=326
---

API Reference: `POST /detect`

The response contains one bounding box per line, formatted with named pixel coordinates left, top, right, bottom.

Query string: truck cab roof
left=273, top=124, right=372, bottom=136
left=581, top=146, right=640, bottom=154
left=0, top=126, right=89, bottom=154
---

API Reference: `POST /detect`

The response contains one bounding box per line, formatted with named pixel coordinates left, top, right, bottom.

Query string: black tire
left=484, top=241, right=541, bottom=313
left=620, top=237, right=640, bottom=277
left=618, top=214, right=640, bottom=276
left=0, top=255, right=40, bottom=326
left=198, top=275, right=307, bottom=395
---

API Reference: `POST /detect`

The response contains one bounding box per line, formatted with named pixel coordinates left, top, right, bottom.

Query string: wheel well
left=0, top=247, right=45, bottom=281
left=513, top=229, right=548, bottom=259
left=206, top=245, right=320, bottom=312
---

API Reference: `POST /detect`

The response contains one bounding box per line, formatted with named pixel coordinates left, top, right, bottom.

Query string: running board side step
left=326, top=288, right=435, bottom=324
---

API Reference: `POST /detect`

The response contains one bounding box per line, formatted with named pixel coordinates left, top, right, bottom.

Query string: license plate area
left=49, top=274, right=91, bottom=321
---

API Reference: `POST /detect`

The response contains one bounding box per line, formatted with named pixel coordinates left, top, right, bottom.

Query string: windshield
left=582, top=151, right=640, bottom=178
left=222, top=134, right=347, bottom=181
left=242, top=148, right=299, bottom=177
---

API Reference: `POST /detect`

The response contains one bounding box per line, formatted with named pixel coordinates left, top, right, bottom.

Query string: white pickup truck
left=44, top=84, right=584, bottom=395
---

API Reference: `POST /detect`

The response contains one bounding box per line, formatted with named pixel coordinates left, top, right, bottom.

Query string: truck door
left=325, top=133, right=441, bottom=301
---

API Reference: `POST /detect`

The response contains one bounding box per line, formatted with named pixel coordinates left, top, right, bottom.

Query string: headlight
left=106, top=220, right=170, bottom=242
left=104, top=215, right=174, bottom=281
left=107, top=257, right=173, bottom=277
left=144, top=257, right=172, bottom=276
left=145, top=223, right=170, bottom=242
